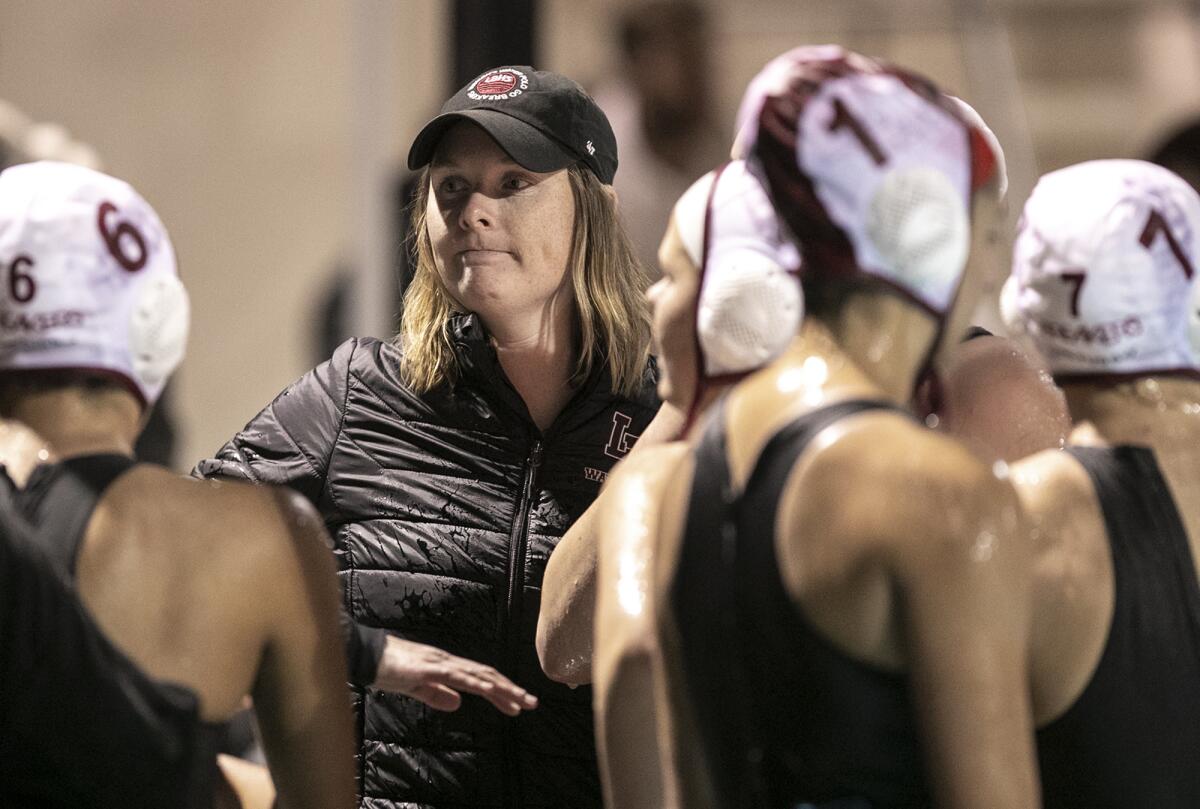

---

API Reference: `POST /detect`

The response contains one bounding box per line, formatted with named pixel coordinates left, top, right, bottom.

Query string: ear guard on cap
left=673, top=161, right=804, bottom=380
left=130, top=274, right=189, bottom=397
left=697, top=249, right=802, bottom=374
left=865, top=166, right=971, bottom=310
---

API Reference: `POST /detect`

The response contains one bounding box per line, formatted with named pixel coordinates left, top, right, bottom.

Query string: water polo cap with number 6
left=731, top=45, right=1001, bottom=317
left=0, top=161, right=188, bottom=406
left=1003, top=159, right=1200, bottom=381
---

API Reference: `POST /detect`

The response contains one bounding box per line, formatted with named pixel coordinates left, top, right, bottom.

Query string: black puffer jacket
left=195, top=315, right=658, bottom=809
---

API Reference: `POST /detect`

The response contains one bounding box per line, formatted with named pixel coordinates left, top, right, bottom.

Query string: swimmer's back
left=658, top=360, right=1035, bottom=808
left=74, top=461, right=357, bottom=808
left=1017, top=441, right=1200, bottom=808
left=76, top=465, right=326, bottom=722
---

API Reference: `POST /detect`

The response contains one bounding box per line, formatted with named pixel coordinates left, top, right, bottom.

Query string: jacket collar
left=448, top=312, right=495, bottom=380
left=447, top=312, right=622, bottom=429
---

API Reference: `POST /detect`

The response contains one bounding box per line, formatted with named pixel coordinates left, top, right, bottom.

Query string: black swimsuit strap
left=676, top=398, right=908, bottom=808
left=18, top=454, right=137, bottom=577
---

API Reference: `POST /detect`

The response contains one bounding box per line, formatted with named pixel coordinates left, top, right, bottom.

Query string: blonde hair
left=397, top=164, right=651, bottom=397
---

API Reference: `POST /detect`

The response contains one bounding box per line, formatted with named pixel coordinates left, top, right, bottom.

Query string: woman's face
left=647, top=216, right=701, bottom=407
left=425, top=121, right=576, bottom=326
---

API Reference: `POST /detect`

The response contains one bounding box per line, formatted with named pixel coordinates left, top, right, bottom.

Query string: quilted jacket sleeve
left=192, top=338, right=385, bottom=685
left=192, top=338, right=357, bottom=504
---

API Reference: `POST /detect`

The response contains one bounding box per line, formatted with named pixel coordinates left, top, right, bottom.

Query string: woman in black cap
left=196, top=66, right=670, bottom=809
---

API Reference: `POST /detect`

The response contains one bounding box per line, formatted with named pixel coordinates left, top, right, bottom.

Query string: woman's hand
left=372, top=635, right=539, bottom=716
left=215, top=754, right=275, bottom=809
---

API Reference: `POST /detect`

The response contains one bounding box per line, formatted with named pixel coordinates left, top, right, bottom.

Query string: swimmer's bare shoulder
left=540, top=441, right=693, bottom=685
left=1011, top=445, right=1104, bottom=563
left=1011, top=446, right=1111, bottom=725
left=599, top=443, right=693, bottom=538
left=0, top=419, right=53, bottom=486
left=86, top=467, right=356, bottom=808
left=638, top=442, right=699, bottom=601
left=593, top=444, right=693, bottom=809
left=776, top=412, right=1026, bottom=592
left=96, top=467, right=344, bottom=659
left=779, top=413, right=1039, bottom=807
left=597, top=441, right=693, bottom=639
left=99, top=466, right=326, bottom=562
left=817, top=410, right=1023, bottom=541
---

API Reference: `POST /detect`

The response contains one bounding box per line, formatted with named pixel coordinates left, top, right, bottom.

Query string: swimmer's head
left=650, top=160, right=802, bottom=411
left=0, top=161, right=188, bottom=408
left=732, top=46, right=1004, bottom=320
left=1004, top=159, right=1200, bottom=383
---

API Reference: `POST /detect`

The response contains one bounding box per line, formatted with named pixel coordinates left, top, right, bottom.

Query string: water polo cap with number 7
left=731, top=45, right=1001, bottom=317
left=0, top=161, right=188, bottom=407
left=1003, top=159, right=1200, bottom=381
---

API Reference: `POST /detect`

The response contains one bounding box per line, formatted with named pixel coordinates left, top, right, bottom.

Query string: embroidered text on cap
left=468, top=68, right=529, bottom=101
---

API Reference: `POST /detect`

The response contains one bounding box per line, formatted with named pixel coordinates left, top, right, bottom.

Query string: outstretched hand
left=372, top=635, right=538, bottom=716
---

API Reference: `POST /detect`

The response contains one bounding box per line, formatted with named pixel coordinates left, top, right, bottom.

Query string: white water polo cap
left=732, top=45, right=1000, bottom=316
left=0, top=161, right=188, bottom=406
left=1006, top=159, right=1200, bottom=379
left=671, top=160, right=803, bottom=378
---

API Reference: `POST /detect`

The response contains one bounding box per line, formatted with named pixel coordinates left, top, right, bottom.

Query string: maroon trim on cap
left=754, top=63, right=859, bottom=284
left=750, top=51, right=987, bottom=310
left=1052, top=367, right=1200, bottom=387
left=0, top=365, right=149, bottom=409
left=704, top=370, right=759, bottom=388
left=967, top=127, right=998, bottom=192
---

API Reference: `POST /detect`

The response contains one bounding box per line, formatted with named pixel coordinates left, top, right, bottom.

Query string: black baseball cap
left=407, top=66, right=618, bottom=184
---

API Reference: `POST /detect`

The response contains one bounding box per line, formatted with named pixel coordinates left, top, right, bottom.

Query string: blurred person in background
left=195, top=66, right=678, bottom=809
left=0, top=161, right=356, bottom=809
left=1003, top=159, right=1200, bottom=808
left=646, top=48, right=1036, bottom=808
left=591, top=0, right=728, bottom=277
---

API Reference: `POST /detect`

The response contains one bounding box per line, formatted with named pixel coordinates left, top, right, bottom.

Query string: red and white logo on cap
left=467, top=68, right=529, bottom=101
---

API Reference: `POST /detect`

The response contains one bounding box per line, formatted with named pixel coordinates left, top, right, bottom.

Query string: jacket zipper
left=505, top=439, right=543, bottom=629
left=501, top=438, right=543, bottom=808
